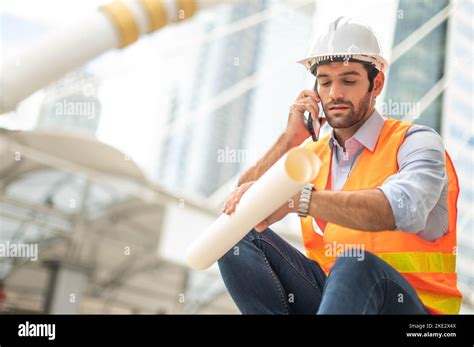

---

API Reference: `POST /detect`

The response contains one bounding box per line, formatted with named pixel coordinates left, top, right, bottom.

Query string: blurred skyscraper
left=441, top=0, right=474, bottom=300
left=158, top=0, right=267, bottom=196
left=384, top=0, right=449, bottom=130
left=157, top=0, right=313, bottom=197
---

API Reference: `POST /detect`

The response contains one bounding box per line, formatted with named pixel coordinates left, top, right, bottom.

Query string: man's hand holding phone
left=285, top=88, right=325, bottom=146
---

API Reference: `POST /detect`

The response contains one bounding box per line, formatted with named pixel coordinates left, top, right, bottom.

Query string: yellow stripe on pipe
left=139, top=0, right=168, bottom=33
left=177, top=0, right=197, bottom=21
left=101, top=1, right=139, bottom=48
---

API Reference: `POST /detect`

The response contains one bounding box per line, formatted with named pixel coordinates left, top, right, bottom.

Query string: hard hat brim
left=297, top=53, right=388, bottom=73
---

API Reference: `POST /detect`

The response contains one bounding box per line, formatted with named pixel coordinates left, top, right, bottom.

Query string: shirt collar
left=329, top=109, right=385, bottom=152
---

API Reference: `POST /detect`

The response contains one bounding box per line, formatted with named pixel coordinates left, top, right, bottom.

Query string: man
left=218, top=17, right=462, bottom=314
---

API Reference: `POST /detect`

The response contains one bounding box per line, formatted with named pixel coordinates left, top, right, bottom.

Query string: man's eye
left=320, top=82, right=331, bottom=87
left=344, top=80, right=356, bottom=85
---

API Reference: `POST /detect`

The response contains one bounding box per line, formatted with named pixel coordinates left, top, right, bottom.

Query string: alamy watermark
left=0, top=241, right=38, bottom=261
left=18, top=321, right=55, bottom=340
left=324, top=241, right=365, bottom=261
left=217, top=146, right=248, bottom=163
left=379, top=99, right=420, bottom=118
left=54, top=99, right=97, bottom=119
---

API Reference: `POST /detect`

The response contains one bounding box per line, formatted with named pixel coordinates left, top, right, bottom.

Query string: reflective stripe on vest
left=300, top=117, right=462, bottom=314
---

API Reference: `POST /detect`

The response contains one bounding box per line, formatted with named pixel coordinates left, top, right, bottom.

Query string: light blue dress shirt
left=313, top=109, right=448, bottom=242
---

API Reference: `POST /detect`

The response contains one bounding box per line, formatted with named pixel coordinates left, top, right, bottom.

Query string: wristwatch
left=297, top=183, right=314, bottom=217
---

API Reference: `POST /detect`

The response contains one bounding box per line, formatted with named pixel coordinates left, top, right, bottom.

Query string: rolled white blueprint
left=186, top=147, right=321, bottom=270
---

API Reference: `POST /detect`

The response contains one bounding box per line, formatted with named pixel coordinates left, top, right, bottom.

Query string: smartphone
left=306, top=80, right=326, bottom=142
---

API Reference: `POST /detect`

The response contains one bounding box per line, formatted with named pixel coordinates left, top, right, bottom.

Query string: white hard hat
left=297, top=17, right=389, bottom=74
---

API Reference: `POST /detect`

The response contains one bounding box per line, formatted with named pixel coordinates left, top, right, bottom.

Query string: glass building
left=442, top=0, right=474, bottom=308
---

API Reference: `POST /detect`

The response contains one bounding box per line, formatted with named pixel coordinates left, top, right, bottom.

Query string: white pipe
left=1, top=10, right=119, bottom=114
left=0, top=0, right=212, bottom=114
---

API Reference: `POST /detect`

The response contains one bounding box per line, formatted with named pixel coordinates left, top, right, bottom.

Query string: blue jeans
left=218, top=228, right=429, bottom=314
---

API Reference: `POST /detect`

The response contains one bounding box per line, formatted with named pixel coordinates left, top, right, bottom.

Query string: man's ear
left=373, top=71, right=385, bottom=97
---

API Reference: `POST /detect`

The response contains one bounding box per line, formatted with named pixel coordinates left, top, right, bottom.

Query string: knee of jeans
left=332, top=249, right=378, bottom=273
left=217, top=228, right=258, bottom=266
left=243, top=228, right=261, bottom=241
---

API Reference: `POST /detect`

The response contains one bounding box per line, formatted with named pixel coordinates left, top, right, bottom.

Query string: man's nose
left=329, top=83, right=344, bottom=101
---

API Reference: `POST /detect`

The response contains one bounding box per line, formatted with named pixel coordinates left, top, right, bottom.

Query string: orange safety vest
left=300, top=117, right=462, bottom=314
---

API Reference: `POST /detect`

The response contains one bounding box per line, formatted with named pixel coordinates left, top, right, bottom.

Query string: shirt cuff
left=377, top=186, right=417, bottom=232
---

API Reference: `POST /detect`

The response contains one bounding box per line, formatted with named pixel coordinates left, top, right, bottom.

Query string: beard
left=323, top=92, right=372, bottom=129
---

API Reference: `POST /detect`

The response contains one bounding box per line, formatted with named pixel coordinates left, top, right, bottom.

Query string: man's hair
left=362, top=64, right=379, bottom=92
left=311, top=58, right=379, bottom=92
